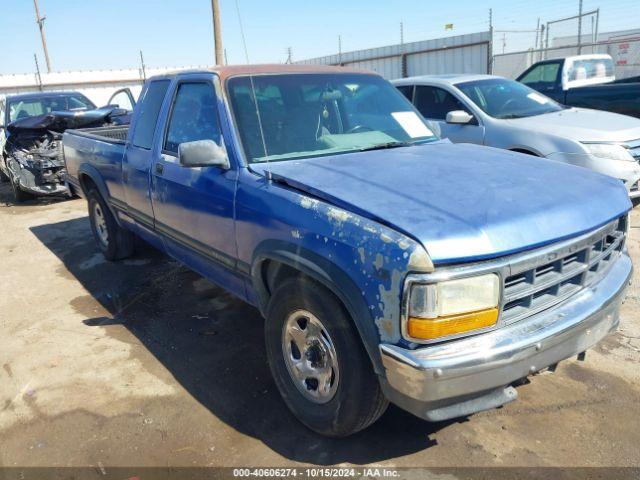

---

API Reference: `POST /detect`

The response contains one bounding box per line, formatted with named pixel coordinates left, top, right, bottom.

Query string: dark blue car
left=62, top=65, right=632, bottom=436
left=0, top=91, right=129, bottom=201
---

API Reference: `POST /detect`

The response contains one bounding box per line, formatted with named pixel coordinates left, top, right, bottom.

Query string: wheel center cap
left=305, top=342, right=324, bottom=366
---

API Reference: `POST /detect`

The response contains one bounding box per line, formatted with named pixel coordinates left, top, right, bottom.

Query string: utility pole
left=338, top=35, right=342, bottom=65
left=34, top=54, right=43, bottom=91
left=211, top=0, right=224, bottom=65
left=577, top=0, right=583, bottom=54
left=502, top=33, right=506, bottom=54
left=400, top=21, right=404, bottom=48
left=488, top=8, right=493, bottom=74
left=285, top=47, right=292, bottom=64
left=33, top=0, right=52, bottom=73
left=139, top=50, right=147, bottom=81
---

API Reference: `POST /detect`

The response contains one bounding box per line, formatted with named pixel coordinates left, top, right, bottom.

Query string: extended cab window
left=414, top=86, right=468, bottom=120
left=164, top=82, right=221, bottom=154
left=132, top=80, right=171, bottom=150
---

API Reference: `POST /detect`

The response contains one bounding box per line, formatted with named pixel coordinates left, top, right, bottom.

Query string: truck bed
left=62, top=125, right=129, bottom=199
left=564, top=81, right=640, bottom=118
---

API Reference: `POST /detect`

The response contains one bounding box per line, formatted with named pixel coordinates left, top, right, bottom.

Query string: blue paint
left=252, top=142, right=631, bottom=264
left=63, top=69, right=631, bottom=365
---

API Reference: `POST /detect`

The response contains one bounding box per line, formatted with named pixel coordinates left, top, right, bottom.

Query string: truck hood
left=506, top=108, right=640, bottom=143
left=253, top=142, right=630, bottom=264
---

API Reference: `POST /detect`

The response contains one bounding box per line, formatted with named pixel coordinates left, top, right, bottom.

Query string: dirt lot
left=1, top=181, right=639, bottom=469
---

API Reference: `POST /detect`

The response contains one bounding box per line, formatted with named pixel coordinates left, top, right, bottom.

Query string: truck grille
left=501, top=215, right=627, bottom=325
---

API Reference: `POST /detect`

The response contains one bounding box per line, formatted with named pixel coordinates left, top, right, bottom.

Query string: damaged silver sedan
left=0, top=91, right=129, bottom=202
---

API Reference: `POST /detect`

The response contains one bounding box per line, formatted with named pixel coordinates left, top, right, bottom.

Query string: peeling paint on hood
left=254, top=142, right=630, bottom=265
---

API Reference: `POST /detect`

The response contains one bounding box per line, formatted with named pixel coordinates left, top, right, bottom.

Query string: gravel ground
left=0, top=181, right=639, bottom=470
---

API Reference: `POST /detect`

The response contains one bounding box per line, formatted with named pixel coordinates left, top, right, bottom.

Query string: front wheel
left=265, top=276, right=388, bottom=437
left=87, top=189, right=134, bottom=261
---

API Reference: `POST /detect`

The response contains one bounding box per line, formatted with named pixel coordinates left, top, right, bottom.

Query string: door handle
left=155, top=163, right=164, bottom=175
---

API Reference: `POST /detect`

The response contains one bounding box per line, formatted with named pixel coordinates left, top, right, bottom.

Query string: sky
left=0, top=0, right=638, bottom=75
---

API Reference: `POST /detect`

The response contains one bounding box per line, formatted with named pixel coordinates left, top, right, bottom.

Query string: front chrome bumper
left=379, top=252, right=632, bottom=422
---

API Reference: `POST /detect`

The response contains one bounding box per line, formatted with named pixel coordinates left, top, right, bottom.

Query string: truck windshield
left=7, top=94, right=96, bottom=123
left=456, top=78, right=564, bottom=119
left=227, top=73, right=438, bottom=163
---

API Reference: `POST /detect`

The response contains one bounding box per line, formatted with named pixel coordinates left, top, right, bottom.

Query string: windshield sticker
left=527, top=92, right=549, bottom=104
left=391, top=111, right=433, bottom=138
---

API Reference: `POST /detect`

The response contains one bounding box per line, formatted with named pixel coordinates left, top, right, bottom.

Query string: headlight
left=406, top=273, right=500, bottom=341
left=584, top=143, right=635, bottom=162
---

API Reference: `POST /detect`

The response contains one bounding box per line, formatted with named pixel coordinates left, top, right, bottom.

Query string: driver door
left=150, top=75, right=242, bottom=294
left=412, top=85, right=485, bottom=145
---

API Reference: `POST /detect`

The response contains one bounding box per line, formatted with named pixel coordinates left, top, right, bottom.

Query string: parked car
left=0, top=91, right=130, bottom=202
left=63, top=65, right=632, bottom=437
left=516, top=54, right=640, bottom=118
left=393, top=74, right=640, bottom=200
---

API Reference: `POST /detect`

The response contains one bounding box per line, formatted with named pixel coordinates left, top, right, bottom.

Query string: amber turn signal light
left=407, top=307, right=499, bottom=340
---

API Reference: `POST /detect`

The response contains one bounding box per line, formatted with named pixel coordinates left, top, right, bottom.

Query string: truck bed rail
left=66, top=125, right=129, bottom=144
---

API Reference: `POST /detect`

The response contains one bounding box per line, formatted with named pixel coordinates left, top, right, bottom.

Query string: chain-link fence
left=492, top=37, right=640, bottom=80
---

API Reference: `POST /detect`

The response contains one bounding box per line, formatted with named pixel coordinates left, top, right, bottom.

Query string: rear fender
left=77, top=164, right=123, bottom=226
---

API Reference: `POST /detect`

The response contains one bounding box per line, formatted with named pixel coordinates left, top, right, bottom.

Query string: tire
left=87, top=188, right=134, bottom=261
left=265, top=275, right=388, bottom=437
left=10, top=176, right=34, bottom=203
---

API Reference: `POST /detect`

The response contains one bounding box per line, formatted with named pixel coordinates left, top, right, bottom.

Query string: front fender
left=251, top=240, right=386, bottom=374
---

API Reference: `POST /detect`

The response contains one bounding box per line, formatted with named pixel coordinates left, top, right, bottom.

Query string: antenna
left=234, top=0, right=271, bottom=178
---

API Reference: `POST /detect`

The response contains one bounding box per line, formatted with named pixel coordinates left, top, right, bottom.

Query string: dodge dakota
left=517, top=54, right=640, bottom=118
left=394, top=74, right=640, bottom=199
left=63, top=65, right=633, bottom=437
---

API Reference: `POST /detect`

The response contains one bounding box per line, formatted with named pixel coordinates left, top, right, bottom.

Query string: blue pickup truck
left=63, top=65, right=633, bottom=437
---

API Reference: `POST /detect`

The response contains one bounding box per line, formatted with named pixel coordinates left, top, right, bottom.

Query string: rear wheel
left=265, top=275, right=388, bottom=437
left=87, top=189, right=134, bottom=261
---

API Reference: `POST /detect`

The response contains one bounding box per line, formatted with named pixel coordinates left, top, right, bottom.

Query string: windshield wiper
left=359, top=141, right=412, bottom=152
left=498, top=114, right=525, bottom=119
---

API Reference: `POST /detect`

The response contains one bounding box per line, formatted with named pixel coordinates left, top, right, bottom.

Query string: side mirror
left=446, top=110, right=474, bottom=125
left=178, top=139, right=229, bottom=169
